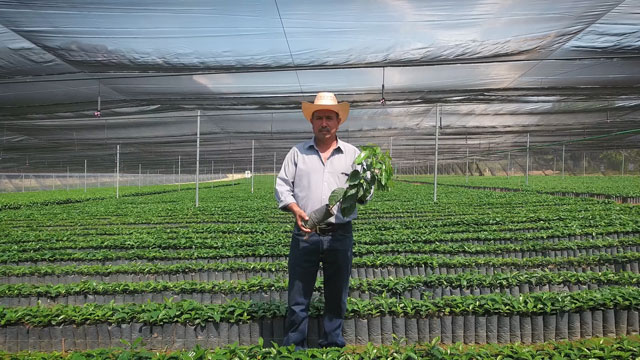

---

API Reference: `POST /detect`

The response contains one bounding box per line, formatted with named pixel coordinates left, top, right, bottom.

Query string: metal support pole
left=251, top=140, right=254, bottom=194
left=21, top=172, right=24, bottom=192
left=466, top=146, right=469, bottom=184
left=390, top=137, right=395, bottom=176
left=553, top=155, right=556, bottom=175
left=116, top=145, right=120, bottom=198
left=433, top=105, right=439, bottom=202
left=178, top=155, right=181, bottom=191
left=583, top=151, right=586, bottom=176
left=507, top=151, right=511, bottom=179
left=196, top=110, right=201, bottom=207
left=525, top=133, right=530, bottom=186
left=52, top=174, right=55, bottom=190
left=84, top=159, right=87, bottom=192
left=67, top=166, right=69, bottom=191
left=622, top=151, right=625, bottom=176
left=138, top=164, right=141, bottom=188
left=232, top=164, right=235, bottom=185
left=562, top=144, right=565, bottom=179
left=212, top=160, right=214, bottom=188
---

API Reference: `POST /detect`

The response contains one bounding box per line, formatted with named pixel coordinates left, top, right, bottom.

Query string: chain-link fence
left=395, top=150, right=639, bottom=177
left=0, top=172, right=229, bottom=193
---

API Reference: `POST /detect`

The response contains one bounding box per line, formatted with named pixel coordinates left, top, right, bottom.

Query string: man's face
left=311, top=109, right=340, bottom=142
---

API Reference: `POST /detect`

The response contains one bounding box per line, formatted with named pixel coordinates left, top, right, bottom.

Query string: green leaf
left=329, top=187, right=346, bottom=207
left=347, top=170, right=361, bottom=185
left=354, top=151, right=367, bottom=164
left=341, top=193, right=358, bottom=217
left=357, top=184, right=365, bottom=199
left=345, top=186, right=359, bottom=198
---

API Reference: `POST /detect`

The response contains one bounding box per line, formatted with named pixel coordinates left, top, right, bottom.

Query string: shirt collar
left=305, top=136, right=344, bottom=153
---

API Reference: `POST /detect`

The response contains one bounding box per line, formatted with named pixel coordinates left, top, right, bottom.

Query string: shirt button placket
left=322, top=166, right=328, bottom=204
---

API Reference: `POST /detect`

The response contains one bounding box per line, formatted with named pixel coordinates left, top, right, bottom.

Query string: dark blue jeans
left=283, top=222, right=353, bottom=349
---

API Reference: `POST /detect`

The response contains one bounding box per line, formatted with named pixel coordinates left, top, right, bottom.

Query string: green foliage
left=4, top=336, right=640, bottom=359
left=328, top=188, right=346, bottom=209
left=3, top=250, right=640, bottom=277
left=3, top=233, right=640, bottom=263
left=0, top=176, right=639, bottom=356
left=3, top=270, right=640, bottom=299
left=329, top=144, right=393, bottom=217
left=0, top=182, right=224, bottom=211
left=2, top=286, right=640, bottom=326
left=403, top=174, right=640, bottom=197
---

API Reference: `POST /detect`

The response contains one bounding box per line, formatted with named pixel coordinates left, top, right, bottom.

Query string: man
left=275, top=92, right=360, bottom=349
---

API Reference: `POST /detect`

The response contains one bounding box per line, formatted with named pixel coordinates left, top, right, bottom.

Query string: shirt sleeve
left=275, top=147, right=298, bottom=210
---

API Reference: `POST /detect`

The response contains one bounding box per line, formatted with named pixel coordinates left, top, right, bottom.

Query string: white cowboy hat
left=302, top=92, right=350, bottom=124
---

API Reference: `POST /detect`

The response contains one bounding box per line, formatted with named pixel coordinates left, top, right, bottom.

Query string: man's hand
left=295, top=210, right=311, bottom=233
left=287, top=203, right=311, bottom=233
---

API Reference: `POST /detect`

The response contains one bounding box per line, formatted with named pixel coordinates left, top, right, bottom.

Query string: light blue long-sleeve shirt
left=275, top=137, right=360, bottom=223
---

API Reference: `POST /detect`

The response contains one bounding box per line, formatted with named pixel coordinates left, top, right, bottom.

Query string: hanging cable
left=273, top=0, right=304, bottom=98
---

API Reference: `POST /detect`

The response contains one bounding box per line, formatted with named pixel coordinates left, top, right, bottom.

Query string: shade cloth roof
left=0, top=0, right=638, bottom=172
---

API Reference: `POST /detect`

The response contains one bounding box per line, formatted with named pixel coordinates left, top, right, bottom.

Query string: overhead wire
left=273, top=0, right=304, bottom=99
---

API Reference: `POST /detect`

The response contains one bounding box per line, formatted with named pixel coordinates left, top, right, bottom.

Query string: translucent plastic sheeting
left=2, top=58, right=640, bottom=118
left=1, top=103, right=638, bottom=171
left=0, top=25, right=77, bottom=78
left=4, top=102, right=636, bottom=140
left=556, top=0, right=640, bottom=56
left=0, top=0, right=632, bottom=71
left=0, top=0, right=639, bottom=171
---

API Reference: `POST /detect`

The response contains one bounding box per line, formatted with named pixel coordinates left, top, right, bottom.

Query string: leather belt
left=316, top=222, right=349, bottom=236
